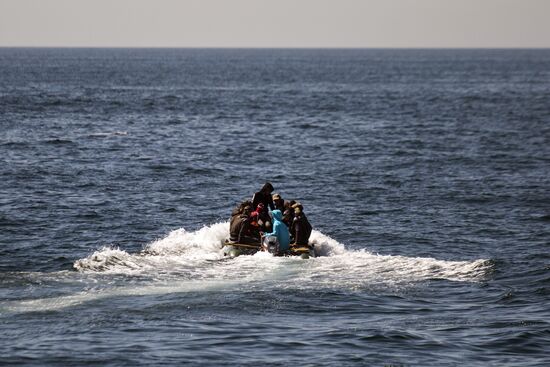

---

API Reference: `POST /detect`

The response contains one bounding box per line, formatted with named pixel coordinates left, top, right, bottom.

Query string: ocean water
left=1, top=48, right=549, bottom=366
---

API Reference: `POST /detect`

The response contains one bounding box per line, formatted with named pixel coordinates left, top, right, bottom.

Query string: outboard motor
left=262, top=236, right=280, bottom=255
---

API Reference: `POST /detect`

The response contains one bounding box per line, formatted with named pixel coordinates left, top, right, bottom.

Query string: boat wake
left=73, top=222, right=491, bottom=284
left=1, top=223, right=493, bottom=315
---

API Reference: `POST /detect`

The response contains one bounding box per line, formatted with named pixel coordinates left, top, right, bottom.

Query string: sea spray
left=73, top=222, right=492, bottom=285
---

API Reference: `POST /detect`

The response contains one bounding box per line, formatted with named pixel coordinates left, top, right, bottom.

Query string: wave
left=87, top=131, right=128, bottom=138
left=73, top=222, right=490, bottom=284
left=43, top=138, right=75, bottom=145
left=1, top=223, right=493, bottom=314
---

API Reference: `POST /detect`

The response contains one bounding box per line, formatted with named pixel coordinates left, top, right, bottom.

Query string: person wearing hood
left=252, top=182, right=275, bottom=215
left=252, top=182, right=274, bottom=231
left=262, top=209, right=290, bottom=254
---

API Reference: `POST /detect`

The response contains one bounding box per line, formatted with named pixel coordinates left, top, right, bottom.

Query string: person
left=272, top=193, right=285, bottom=211
left=290, top=202, right=312, bottom=247
left=252, top=182, right=274, bottom=231
left=231, top=200, right=252, bottom=218
left=249, top=204, right=261, bottom=227
left=247, top=208, right=262, bottom=241
left=229, top=205, right=259, bottom=244
left=282, top=199, right=296, bottom=228
left=250, top=203, right=271, bottom=232
left=252, top=182, right=275, bottom=215
left=262, top=209, right=290, bottom=254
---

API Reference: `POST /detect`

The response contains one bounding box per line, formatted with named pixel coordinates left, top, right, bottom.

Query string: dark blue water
left=1, top=48, right=549, bottom=366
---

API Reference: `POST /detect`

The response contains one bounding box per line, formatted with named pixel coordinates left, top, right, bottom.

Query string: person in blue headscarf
left=261, top=209, right=290, bottom=254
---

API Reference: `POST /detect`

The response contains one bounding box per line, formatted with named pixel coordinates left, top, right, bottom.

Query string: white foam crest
left=73, top=222, right=346, bottom=274
left=87, top=131, right=128, bottom=138
left=287, top=250, right=491, bottom=291
left=73, top=247, right=136, bottom=272
left=309, top=229, right=346, bottom=256
left=73, top=223, right=230, bottom=274
left=8, top=236, right=494, bottom=314
left=72, top=222, right=491, bottom=288
left=145, top=222, right=228, bottom=256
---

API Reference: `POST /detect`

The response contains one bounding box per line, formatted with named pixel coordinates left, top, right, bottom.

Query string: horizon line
left=1, top=46, right=550, bottom=50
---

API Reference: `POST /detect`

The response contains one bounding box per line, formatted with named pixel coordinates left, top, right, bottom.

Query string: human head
left=270, top=209, right=283, bottom=221
left=272, top=193, right=284, bottom=206
left=240, top=200, right=252, bottom=212
left=292, top=202, right=303, bottom=214
left=261, top=182, right=274, bottom=194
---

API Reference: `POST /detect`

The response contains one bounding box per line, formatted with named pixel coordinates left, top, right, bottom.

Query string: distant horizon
left=2, top=46, right=550, bottom=50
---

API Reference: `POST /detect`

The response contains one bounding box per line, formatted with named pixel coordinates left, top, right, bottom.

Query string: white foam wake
left=73, top=222, right=230, bottom=274
left=73, top=221, right=490, bottom=283
left=72, top=221, right=344, bottom=276
left=1, top=223, right=494, bottom=314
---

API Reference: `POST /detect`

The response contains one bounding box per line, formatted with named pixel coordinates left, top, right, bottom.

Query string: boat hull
left=222, top=239, right=315, bottom=258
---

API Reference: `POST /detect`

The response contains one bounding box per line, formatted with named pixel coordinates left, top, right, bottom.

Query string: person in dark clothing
left=252, top=182, right=274, bottom=231
left=252, top=182, right=274, bottom=215
left=229, top=205, right=259, bottom=244
left=290, top=202, right=312, bottom=247
left=272, top=193, right=285, bottom=211
left=282, top=199, right=296, bottom=228
left=231, top=200, right=252, bottom=218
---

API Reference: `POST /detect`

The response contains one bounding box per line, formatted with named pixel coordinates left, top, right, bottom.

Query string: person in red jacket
left=251, top=203, right=271, bottom=232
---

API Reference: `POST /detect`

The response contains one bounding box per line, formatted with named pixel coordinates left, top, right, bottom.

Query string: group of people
left=229, top=182, right=313, bottom=254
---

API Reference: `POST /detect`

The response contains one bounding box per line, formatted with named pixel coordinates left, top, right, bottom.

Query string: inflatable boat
left=222, top=239, right=315, bottom=259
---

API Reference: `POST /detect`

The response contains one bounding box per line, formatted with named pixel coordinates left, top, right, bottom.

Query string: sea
left=1, top=48, right=549, bottom=366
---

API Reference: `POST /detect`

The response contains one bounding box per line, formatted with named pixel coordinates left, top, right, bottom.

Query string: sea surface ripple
left=1, top=48, right=549, bottom=366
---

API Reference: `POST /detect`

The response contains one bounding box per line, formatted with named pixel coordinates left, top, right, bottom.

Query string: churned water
left=1, top=48, right=549, bottom=366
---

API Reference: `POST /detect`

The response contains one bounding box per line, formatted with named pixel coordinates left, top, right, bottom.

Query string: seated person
left=291, top=203, right=312, bottom=248
left=262, top=209, right=290, bottom=254
left=282, top=199, right=296, bottom=228
left=229, top=206, right=260, bottom=245
left=252, top=182, right=275, bottom=213
left=251, top=203, right=271, bottom=232
left=272, top=193, right=285, bottom=211
left=231, top=200, right=252, bottom=217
